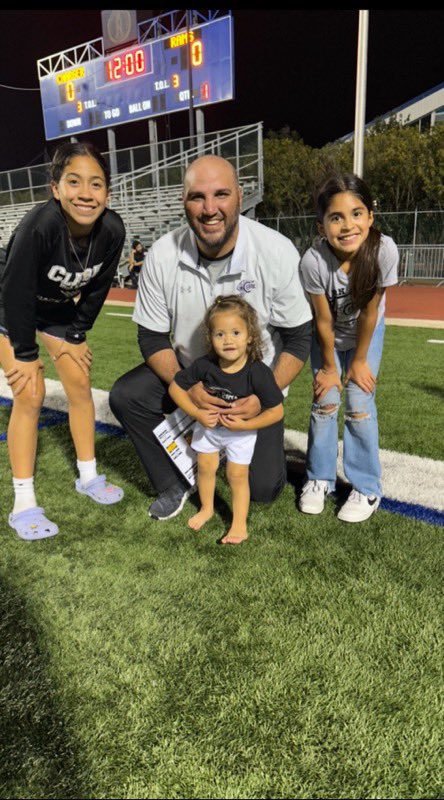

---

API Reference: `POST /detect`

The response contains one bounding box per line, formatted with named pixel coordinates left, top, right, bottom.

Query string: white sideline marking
left=106, top=313, right=133, bottom=318
left=0, top=375, right=120, bottom=429
left=385, top=318, right=444, bottom=329
left=104, top=299, right=134, bottom=307
left=427, top=339, right=444, bottom=344
left=1, top=375, right=443, bottom=513
left=284, top=430, right=444, bottom=513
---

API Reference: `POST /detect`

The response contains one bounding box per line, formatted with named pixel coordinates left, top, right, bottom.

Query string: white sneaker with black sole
left=337, top=489, right=380, bottom=522
left=148, top=481, right=195, bottom=521
left=299, top=480, right=330, bottom=515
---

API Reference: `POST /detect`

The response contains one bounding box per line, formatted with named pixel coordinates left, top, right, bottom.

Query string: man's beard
left=185, top=207, right=240, bottom=255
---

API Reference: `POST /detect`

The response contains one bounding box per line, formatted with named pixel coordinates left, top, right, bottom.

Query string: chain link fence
left=258, top=211, right=444, bottom=282
left=258, top=210, right=444, bottom=251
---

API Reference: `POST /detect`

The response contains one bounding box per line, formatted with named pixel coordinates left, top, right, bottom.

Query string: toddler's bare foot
left=188, top=509, right=214, bottom=531
left=221, top=525, right=248, bottom=545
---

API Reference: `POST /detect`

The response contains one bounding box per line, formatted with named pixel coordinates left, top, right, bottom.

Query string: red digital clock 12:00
left=106, top=48, right=146, bottom=82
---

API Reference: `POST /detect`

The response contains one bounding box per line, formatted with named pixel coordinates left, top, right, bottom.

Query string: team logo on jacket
left=237, top=279, right=256, bottom=294
left=47, top=263, right=103, bottom=296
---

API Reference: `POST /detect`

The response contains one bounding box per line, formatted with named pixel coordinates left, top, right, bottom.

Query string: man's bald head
left=183, top=155, right=239, bottom=196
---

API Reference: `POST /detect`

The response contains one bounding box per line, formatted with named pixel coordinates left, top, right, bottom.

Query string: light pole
left=186, top=9, right=195, bottom=147
left=353, top=10, right=369, bottom=177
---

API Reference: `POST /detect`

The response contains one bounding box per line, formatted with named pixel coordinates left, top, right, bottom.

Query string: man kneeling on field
left=109, top=155, right=312, bottom=520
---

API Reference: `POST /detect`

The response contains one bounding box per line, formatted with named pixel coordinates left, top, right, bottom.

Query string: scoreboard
left=38, top=14, right=233, bottom=141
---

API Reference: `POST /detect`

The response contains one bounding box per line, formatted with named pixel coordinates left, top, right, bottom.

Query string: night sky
left=0, top=8, right=443, bottom=171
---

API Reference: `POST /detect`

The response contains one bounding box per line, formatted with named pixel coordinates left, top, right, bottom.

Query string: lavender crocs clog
left=75, top=474, right=124, bottom=505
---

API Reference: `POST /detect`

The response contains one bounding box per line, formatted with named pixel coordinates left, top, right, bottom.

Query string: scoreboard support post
left=148, top=118, right=159, bottom=167
left=107, top=128, right=118, bottom=178
left=196, top=108, right=205, bottom=155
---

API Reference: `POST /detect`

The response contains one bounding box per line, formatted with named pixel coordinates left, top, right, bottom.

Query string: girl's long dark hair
left=204, top=294, right=263, bottom=361
left=315, top=173, right=381, bottom=310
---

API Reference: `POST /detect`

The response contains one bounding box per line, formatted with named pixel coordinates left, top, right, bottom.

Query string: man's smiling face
left=183, top=155, right=243, bottom=258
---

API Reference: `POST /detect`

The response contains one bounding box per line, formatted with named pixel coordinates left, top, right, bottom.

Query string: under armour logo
left=180, top=286, right=192, bottom=293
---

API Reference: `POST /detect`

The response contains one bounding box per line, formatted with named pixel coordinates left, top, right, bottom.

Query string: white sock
left=77, top=458, right=98, bottom=487
left=13, top=477, right=37, bottom=515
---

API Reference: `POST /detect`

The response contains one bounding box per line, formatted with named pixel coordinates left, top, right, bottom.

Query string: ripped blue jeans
left=306, top=319, right=385, bottom=498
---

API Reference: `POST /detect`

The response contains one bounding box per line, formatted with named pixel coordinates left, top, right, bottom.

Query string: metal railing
left=109, top=123, right=263, bottom=242
left=0, top=123, right=263, bottom=248
left=0, top=122, right=263, bottom=208
left=258, top=212, right=444, bottom=283
left=111, top=123, right=262, bottom=193
left=397, top=245, right=444, bottom=284
left=258, top=210, right=444, bottom=247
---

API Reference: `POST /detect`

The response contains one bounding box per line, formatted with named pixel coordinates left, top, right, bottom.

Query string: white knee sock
left=77, top=458, right=98, bottom=487
left=12, top=477, right=37, bottom=515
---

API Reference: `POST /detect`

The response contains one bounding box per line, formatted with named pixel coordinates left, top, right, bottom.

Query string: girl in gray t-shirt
left=299, top=173, right=398, bottom=523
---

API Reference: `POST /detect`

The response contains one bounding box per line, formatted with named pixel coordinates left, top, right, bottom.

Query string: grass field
left=0, top=307, right=443, bottom=799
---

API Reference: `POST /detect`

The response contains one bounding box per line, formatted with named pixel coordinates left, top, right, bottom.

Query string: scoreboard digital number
left=106, top=47, right=148, bottom=82
left=39, top=15, right=233, bottom=140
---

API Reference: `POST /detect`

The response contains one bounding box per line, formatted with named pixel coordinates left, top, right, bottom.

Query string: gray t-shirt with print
left=299, top=233, right=398, bottom=350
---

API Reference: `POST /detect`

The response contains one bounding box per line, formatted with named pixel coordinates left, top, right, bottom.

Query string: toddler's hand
left=197, top=409, right=219, bottom=428
left=226, top=394, right=260, bottom=419
left=219, top=414, right=250, bottom=431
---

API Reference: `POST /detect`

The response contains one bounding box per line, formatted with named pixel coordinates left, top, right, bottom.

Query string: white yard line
left=283, top=430, right=444, bottom=513
left=385, top=318, right=444, bottom=329
left=104, top=299, right=135, bottom=307
left=103, top=303, right=444, bottom=328
left=1, top=375, right=443, bottom=514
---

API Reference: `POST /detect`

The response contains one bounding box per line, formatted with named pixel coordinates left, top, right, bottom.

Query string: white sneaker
left=337, top=489, right=380, bottom=522
left=299, top=480, right=330, bottom=514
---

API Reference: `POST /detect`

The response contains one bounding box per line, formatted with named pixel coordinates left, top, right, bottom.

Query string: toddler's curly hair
left=204, top=294, right=263, bottom=361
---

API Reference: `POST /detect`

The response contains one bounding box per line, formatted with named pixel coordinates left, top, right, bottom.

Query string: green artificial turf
left=0, top=312, right=443, bottom=798
left=39, top=308, right=444, bottom=460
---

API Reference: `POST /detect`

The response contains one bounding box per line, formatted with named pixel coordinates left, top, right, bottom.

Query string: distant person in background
left=109, top=154, right=312, bottom=522
left=299, top=173, right=398, bottom=522
left=0, top=141, right=126, bottom=541
left=128, top=240, right=145, bottom=288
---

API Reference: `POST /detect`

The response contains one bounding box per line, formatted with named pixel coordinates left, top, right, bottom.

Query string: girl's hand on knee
left=344, top=359, right=376, bottom=393
left=5, top=358, right=44, bottom=397
left=313, top=368, right=342, bottom=400
left=53, top=341, right=93, bottom=375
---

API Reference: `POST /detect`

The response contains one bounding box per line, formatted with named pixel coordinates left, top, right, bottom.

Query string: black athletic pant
left=109, top=362, right=287, bottom=502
